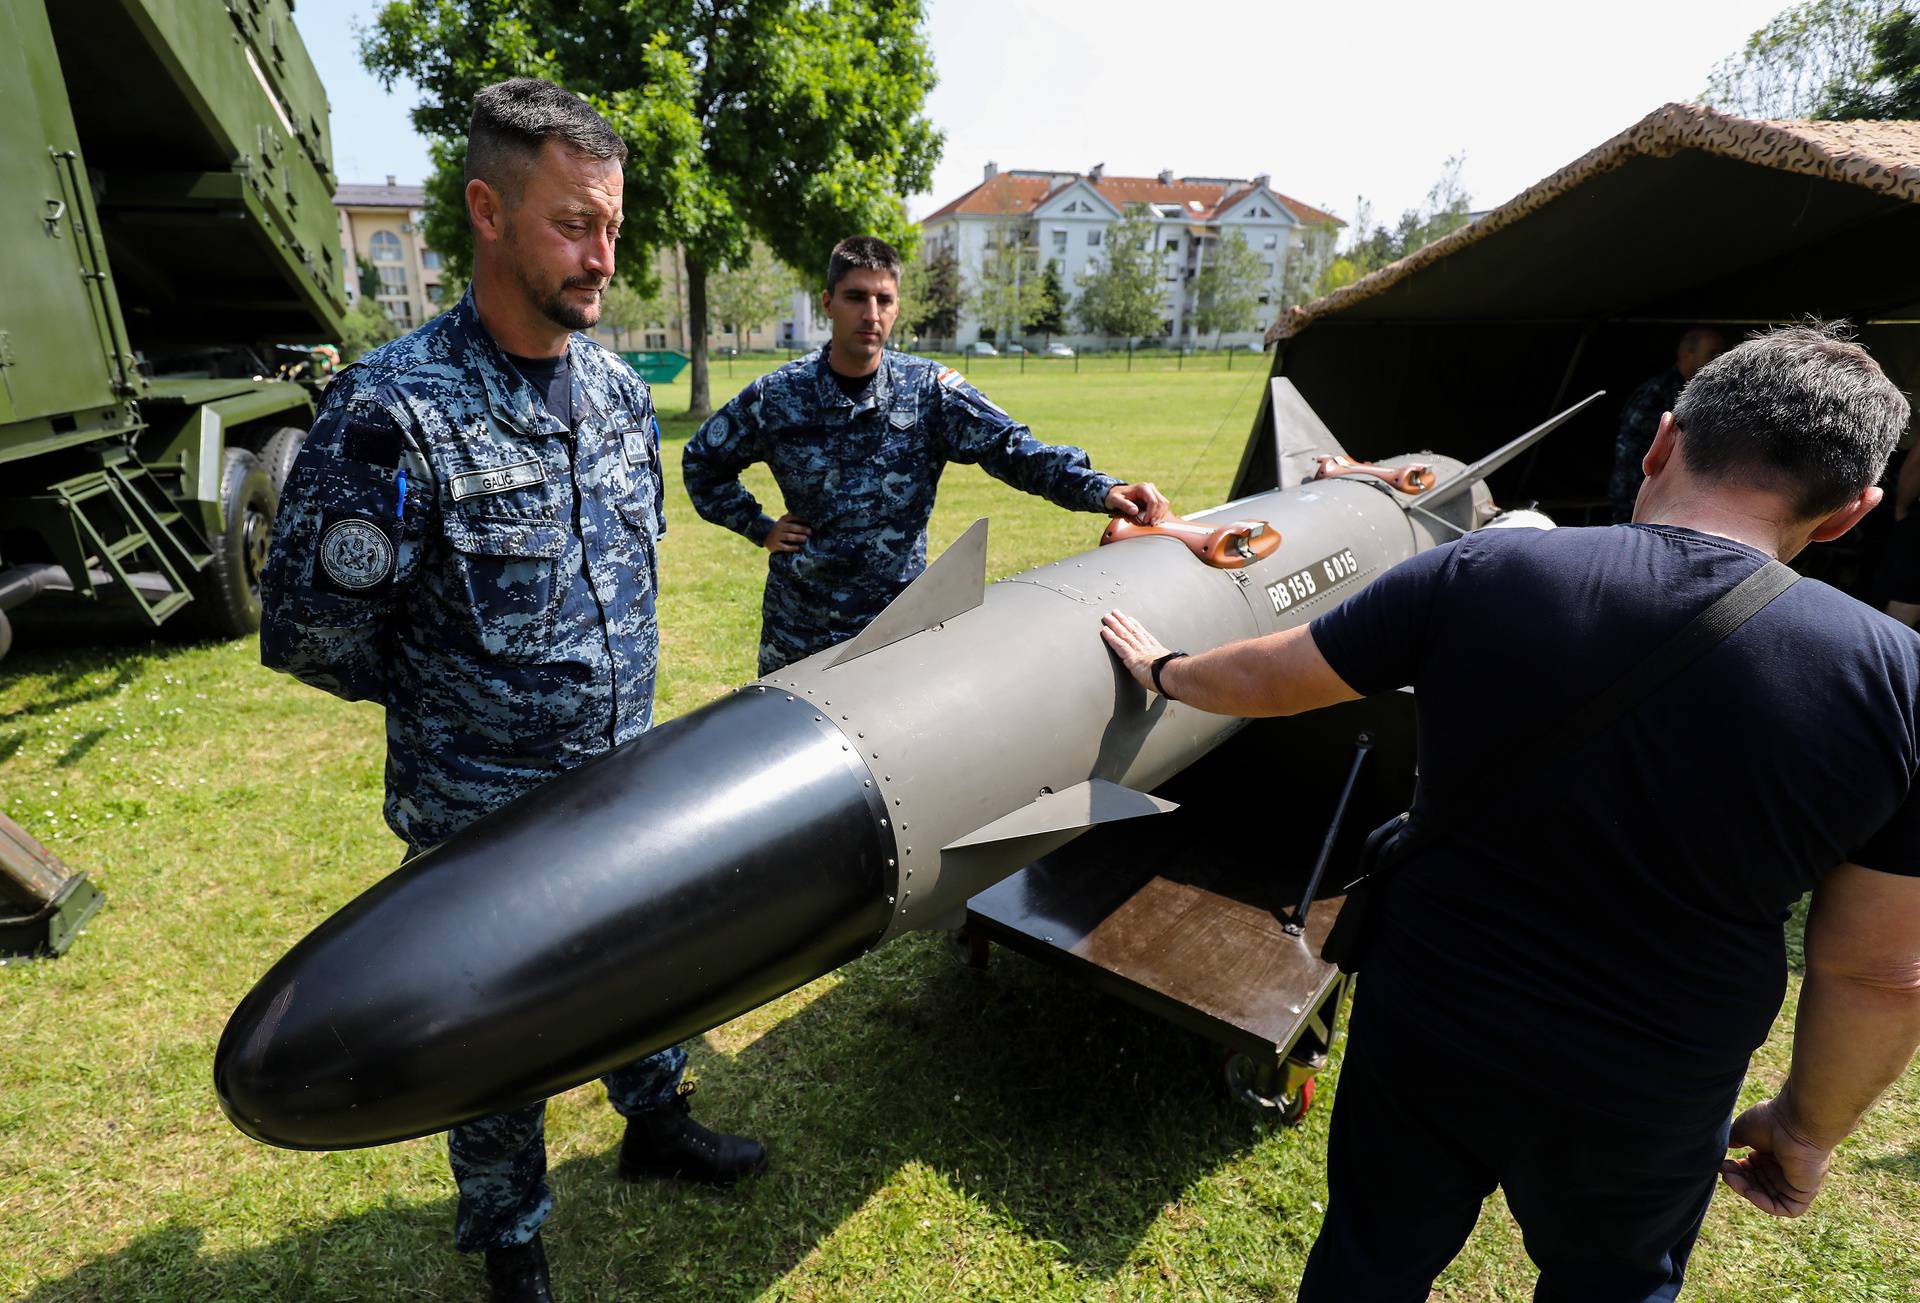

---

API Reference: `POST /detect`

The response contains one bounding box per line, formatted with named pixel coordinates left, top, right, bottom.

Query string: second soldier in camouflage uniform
left=685, top=235, right=1170, bottom=675
left=1608, top=327, right=1727, bottom=522
left=260, top=79, right=761, bottom=1303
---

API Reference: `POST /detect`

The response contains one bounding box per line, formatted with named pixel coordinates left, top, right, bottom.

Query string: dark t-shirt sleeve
left=1309, top=539, right=1459, bottom=695
left=1849, top=773, right=1920, bottom=876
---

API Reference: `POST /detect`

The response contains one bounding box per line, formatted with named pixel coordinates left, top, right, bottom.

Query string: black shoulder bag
left=1320, top=559, right=1799, bottom=975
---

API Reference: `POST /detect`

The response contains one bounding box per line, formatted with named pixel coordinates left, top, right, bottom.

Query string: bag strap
left=1447, top=559, right=1799, bottom=820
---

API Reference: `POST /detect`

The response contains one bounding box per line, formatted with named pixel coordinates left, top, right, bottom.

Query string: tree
left=1281, top=220, right=1339, bottom=309
left=1025, top=259, right=1066, bottom=341
left=1702, top=0, right=1904, bottom=117
left=1190, top=229, right=1264, bottom=348
left=968, top=220, right=1048, bottom=346
left=361, top=1, right=941, bottom=419
left=597, top=280, right=659, bottom=351
left=339, top=297, right=403, bottom=361
left=1819, top=5, right=1920, bottom=116
left=356, top=255, right=383, bottom=303
left=1074, top=205, right=1165, bottom=344
left=708, top=243, right=800, bottom=353
left=1314, top=157, right=1473, bottom=297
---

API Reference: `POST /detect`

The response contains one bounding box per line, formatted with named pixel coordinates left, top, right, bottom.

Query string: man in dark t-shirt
left=1102, top=325, right=1920, bottom=1301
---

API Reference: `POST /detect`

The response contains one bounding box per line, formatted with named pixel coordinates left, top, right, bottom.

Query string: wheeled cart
left=963, top=691, right=1416, bottom=1120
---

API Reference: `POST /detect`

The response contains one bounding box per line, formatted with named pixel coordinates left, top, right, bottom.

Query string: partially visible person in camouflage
left=260, top=78, right=762, bottom=1303
left=683, top=235, right=1173, bottom=676
left=1608, top=327, right=1726, bottom=522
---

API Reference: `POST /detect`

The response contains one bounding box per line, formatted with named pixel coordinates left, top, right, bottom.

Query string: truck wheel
left=0, top=608, right=11, bottom=663
left=254, top=426, right=306, bottom=495
left=189, top=448, right=276, bottom=638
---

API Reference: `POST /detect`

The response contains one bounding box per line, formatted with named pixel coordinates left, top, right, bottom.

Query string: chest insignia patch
left=449, top=457, right=547, bottom=501
left=888, top=407, right=916, bottom=430
left=319, top=518, right=395, bottom=590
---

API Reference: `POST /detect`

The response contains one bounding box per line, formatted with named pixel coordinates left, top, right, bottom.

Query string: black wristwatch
left=1149, top=651, right=1189, bottom=700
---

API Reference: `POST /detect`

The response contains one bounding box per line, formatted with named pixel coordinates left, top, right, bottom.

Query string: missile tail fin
left=1271, top=378, right=1350, bottom=490
left=943, top=779, right=1179, bottom=851
left=1421, top=390, right=1608, bottom=510
left=827, top=517, right=989, bottom=668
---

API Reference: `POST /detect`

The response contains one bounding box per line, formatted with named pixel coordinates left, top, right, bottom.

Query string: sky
left=302, top=0, right=1788, bottom=233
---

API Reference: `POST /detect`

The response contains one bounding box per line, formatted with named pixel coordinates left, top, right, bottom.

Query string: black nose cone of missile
left=214, top=688, right=895, bottom=1149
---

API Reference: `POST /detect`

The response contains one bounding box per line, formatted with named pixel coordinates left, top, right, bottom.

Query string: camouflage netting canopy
left=1237, top=103, right=1920, bottom=555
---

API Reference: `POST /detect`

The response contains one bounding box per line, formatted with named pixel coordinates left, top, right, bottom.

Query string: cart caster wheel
left=1283, top=1074, right=1316, bottom=1125
left=948, top=927, right=990, bottom=970
left=1220, top=1052, right=1316, bottom=1124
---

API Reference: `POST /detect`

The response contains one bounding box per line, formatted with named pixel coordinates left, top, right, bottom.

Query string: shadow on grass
left=1859, top=1144, right=1920, bottom=1180
left=24, top=937, right=1294, bottom=1301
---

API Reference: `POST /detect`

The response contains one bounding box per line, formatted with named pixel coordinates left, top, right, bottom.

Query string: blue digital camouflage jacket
left=260, top=290, right=666, bottom=849
left=682, top=348, right=1118, bottom=674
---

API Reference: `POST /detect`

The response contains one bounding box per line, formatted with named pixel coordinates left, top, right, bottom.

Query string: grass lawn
left=3, top=358, right=1918, bottom=1301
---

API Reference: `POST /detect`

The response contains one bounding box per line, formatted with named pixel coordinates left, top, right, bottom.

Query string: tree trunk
left=686, top=254, right=713, bottom=421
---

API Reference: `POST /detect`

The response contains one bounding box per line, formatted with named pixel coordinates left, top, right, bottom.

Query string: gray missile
left=214, top=383, right=1599, bottom=1150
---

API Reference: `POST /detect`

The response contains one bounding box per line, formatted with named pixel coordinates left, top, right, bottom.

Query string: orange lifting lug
left=1310, top=454, right=1435, bottom=495
left=1099, top=514, right=1281, bottom=569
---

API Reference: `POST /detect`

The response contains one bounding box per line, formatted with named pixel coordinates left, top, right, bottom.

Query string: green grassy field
left=3, top=359, right=1918, bottom=1301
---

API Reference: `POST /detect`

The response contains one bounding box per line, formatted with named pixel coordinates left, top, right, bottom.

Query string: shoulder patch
left=937, top=367, right=962, bottom=388
left=316, top=514, right=396, bottom=595
left=339, top=404, right=403, bottom=467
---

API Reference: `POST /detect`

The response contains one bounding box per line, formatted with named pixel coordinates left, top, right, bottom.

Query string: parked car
left=963, top=341, right=999, bottom=356
left=1005, top=342, right=1029, bottom=356
left=1044, top=343, right=1076, bottom=358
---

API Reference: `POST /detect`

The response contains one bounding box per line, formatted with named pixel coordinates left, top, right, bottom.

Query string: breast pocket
left=440, top=514, right=570, bottom=661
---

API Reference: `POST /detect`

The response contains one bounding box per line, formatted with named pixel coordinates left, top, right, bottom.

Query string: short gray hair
left=465, top=78, right=626, bottom=206
left=1673, top=322, right=1911, bottom=518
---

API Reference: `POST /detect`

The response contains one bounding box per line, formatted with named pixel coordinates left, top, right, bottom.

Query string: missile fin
left=1271, top=378, right=1349, bottom=490
left=942, top=778, right=1179, bottom=851
left=1420, top=390, right=1607, bottom=510
left=827, top=517, right=988, bottom=668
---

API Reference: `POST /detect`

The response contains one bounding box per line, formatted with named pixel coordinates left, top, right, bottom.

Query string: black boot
left=617, top=1082, right=767, bottom=1185
left=482, top=1234, right=553, bottom=1303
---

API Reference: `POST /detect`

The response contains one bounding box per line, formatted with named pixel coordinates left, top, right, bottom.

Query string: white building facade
left=919, top=164, right=1336, bottom=351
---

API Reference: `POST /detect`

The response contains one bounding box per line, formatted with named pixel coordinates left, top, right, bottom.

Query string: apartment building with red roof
left=920, top=162, right=1337, bottom=349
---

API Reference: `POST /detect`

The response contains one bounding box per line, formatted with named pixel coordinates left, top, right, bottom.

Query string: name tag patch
left=449, top=457, right=547, bottom=501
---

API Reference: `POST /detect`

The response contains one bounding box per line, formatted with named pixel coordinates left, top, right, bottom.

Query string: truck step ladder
left=15, top=459, right=212, bottom=628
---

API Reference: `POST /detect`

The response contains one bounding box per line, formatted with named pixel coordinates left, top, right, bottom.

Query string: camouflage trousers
left=447, top=1045, right=688, bottom=1252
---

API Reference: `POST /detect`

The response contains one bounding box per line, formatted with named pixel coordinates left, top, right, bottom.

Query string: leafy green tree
left=361, top=0, right=941, bottom=418
left=597, top=279, right=659, bottom=350
left=1314, top=157, right=1473, bottom=297
left=339, top=297, right=402, bottom=360
left=1281, top=221, right=1339, bottom=309
left=1820, top=4, right=1920, bottom=116
left=356, top=256, right=383, bottom=302
left=1074, top=205, right=1165, bottom=344
left=1191, top=229, right=1264, bottom=348
left=1025, top=259, right=1067, bottom=341
left=971, top=221, right=1046, bottom=346
left=1703, top=0, right=1903, bottom=117
left=709, top=243, right=799, bottom=352
left=896, top=245, right=962, bottom=347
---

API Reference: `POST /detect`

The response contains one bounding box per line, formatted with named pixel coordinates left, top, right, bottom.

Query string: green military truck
left=0, top=0, right=347, bottom=662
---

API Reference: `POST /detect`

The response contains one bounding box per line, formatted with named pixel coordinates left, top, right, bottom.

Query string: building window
left=1162, top=319, right=1175, bottom=336
left=426, top=283, right=444, bottom=304
left=378, top=265, right=409, bottom=294
left=1263, top=234, right=1278, bottom=250
left=369, top=229, right=402, bottom=262
left=1263, top=262, right=1275, bottom=277
left=1166, top=238, right=1180, bottom=252
left=1087, top=229, right=1102, bottom=247
left=645, top=332, right=666, bottom=349
left=422, top=249, right=444, bottom=270
left=1258, top=294, right=1271, bottom=305
left=1052, top=228, right=1067, bottom=251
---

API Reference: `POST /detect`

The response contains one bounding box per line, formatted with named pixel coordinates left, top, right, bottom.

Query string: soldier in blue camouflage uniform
left=260, top=79, right=762, bottom=1303
left=684, top=236, right=1170, bottom=675
left=1608, top=327, right=1726, bottom=521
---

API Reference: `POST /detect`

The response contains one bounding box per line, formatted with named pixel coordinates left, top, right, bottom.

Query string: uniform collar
left=811, top=346, right=894, bottom=417
left=454, top=287, right=577, bottom=440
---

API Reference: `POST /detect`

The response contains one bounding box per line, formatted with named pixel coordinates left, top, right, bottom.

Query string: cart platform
left=963, top=691, right=1416, bottom=1118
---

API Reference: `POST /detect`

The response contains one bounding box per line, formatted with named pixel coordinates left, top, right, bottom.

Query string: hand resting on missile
left=1104, top=481, right=1172, bottom=524
left=1100, top=609, right=1361, bottom=718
